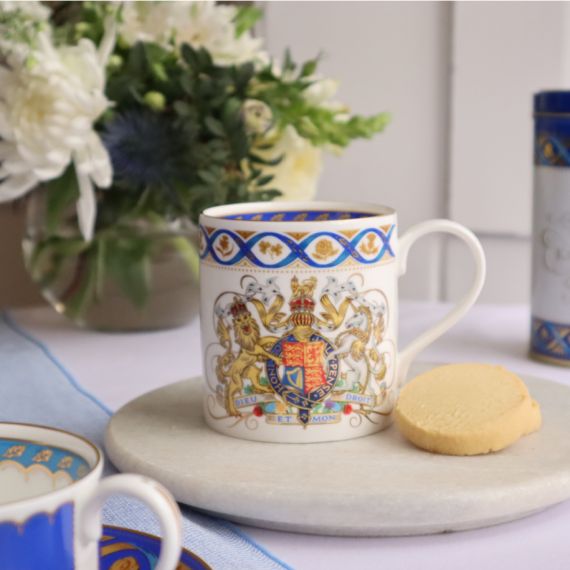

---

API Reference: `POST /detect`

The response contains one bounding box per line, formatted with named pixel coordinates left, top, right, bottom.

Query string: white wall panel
left=445, top=236, right=531, bottom=304
left=262, top=1, right=451, bottom=299
left=450, top=2, right=566, bottom=237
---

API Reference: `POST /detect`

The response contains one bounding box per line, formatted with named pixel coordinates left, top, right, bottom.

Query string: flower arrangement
left=0, top=1, right=389, bottom=328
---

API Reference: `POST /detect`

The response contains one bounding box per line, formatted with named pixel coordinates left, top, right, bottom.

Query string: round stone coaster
left=105, top=369, right=570, bottom=536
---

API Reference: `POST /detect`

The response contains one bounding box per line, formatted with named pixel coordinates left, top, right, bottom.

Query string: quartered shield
left=266, top=333, right=339, bottom=425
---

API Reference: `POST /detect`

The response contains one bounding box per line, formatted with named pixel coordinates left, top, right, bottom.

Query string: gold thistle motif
left=33, top=449, right=53, bottom=463
left=215, top=235, right=234, bottom=258
left=3, top=445, right=25, bottom=458
left=359, top=233, right=379, bottom=255
left=313, top=239, right=339, bottom=261
left=270, top=213, right=285, bottom=221
left=259, top=240, right=284, bottom=259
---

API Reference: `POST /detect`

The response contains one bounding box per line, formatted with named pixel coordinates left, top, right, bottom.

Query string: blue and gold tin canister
left=531, top=91, right=570, bottom=366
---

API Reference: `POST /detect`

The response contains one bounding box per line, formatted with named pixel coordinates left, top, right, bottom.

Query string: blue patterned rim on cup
left=224, top=210, right=373, bottom=221
left=0, top=438, right=90, bottom=486
left=199, top=203, right=396, bottom=270
left=0, top=423, right=101, bottom=570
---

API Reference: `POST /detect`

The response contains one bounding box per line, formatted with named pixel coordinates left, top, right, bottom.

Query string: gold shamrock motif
left=259, top=240, right=284, bottom=259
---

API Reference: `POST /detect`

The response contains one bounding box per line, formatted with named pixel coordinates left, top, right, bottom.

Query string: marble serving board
left=105, top=367, right=570, bottom=537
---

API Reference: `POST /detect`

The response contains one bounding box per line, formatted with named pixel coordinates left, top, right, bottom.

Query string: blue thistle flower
left=101, top=110, right=189, bottom=189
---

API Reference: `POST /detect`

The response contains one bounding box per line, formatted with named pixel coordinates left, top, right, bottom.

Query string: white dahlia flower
left=0, top=25, right=116, bottom=240
left=120, top=1, right=266, bottom=66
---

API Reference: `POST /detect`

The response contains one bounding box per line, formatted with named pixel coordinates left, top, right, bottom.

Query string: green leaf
left=197, top=169, right=220, bottom=185
left=300, top=58, right=319, bottom=78
left=196, top=47, right=213, bottom=69
left=28, top=237, right=90, bottom=285
left=63, top=251, right=98, bottom=319
left=256, top=174, right=274, bottom=187
left=248, top=189, right=282, bottom=201
left=283, top=48, right=295, bottom=73
left=169, top=236, right=200, bottom=279
left=44, top=166, right=80, bottom=233
left=249, top=153, right=284, bottom=167
left=204, top=116, right=226, bottom=137
left=235, top=62, right=255, bottom=91
left=222, top=97, right=242, bottom=129
left=105, top=237, right=151, bottom=308
left=181, top=43, right=198, bottom=67
left=234, top=5, right=263, bottom=38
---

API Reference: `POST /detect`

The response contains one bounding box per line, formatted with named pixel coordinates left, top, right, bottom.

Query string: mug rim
left=0, top=422, right=102, bottom=512
left=200, top=200, right=396, bottom=225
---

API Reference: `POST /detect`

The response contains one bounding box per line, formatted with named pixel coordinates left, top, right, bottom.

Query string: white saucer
left=105, top=366, right=570, bottom=536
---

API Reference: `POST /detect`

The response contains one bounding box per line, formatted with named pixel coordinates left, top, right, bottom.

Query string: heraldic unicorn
left=204, top=273, right=395, bottom=429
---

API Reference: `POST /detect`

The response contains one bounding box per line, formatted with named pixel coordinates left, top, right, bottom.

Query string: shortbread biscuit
left=394, top=363, right=541, bottom=455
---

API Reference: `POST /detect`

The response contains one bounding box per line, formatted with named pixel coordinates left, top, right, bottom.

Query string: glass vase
left=23, top=190, right=200, bottom=331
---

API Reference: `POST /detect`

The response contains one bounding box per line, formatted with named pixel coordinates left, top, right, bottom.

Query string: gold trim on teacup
left=102, top=525, right=212, bottom=570
left=0, top=423, right=102, bottom=512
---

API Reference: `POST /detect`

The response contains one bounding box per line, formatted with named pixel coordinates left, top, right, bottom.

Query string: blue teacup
left=0, top=423, right=181, bottom=570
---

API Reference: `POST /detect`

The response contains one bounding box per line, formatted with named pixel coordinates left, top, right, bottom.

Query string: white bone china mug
left=0, top=422, right=182, bottom=570
left=199, top=201, right=486, bottom=443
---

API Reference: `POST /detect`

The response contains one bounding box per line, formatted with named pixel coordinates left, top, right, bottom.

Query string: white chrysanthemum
left=255, top=126, right=322, bottom=201
left=0, top=1, right=50, bottom=20
left=0, top=1, right=50, bottom=63
left=0, top=29, right=115, bottom=240
left=120, top=1, right=266, bottom=66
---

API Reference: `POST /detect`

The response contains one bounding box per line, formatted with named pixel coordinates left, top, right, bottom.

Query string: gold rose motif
left=313, top=239, right=339, bottom=260
left=3, top=445, right=25, bottom=458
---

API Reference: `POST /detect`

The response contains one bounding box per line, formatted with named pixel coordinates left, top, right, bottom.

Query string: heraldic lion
left=216, top=297, right=281, bottom=417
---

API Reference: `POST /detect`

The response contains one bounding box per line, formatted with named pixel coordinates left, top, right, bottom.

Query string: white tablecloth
left=11, top=302, right=570, bottom=570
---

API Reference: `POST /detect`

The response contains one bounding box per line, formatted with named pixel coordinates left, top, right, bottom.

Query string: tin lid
left=534, top=91, right=570, bottom=115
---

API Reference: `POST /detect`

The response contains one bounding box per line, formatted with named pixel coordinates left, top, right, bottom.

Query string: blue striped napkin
left=0, top=312, right=291, bottom=570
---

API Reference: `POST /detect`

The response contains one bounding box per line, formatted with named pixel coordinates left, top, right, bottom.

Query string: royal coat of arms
left=206, top=274, right=394, bottom=428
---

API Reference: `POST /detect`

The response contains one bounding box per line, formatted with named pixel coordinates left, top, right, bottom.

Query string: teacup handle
left=397, top=219, right=486, bottom=386
left=81, top=474, right=182, bottom=570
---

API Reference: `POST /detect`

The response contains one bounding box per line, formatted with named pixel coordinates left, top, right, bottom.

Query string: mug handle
left=81, top=474, right=182, bottom=570
left=397, top=219, right=486, bottom=386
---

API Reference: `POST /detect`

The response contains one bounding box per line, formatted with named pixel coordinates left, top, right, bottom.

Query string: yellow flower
left=253, top=126, right=322, bottom=201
